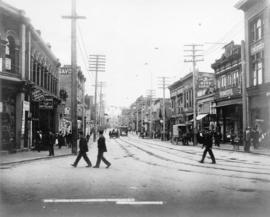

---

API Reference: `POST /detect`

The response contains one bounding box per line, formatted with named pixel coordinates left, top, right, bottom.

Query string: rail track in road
left=125, top=136, right=270, bottom=169
left=112, top=137, right=270, bottom=183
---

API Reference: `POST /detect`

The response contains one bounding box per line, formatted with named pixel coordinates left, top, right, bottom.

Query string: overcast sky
left=8, top=0, right=244, bottom=110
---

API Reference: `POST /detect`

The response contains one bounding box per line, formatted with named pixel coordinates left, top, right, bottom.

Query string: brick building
left=59, top=65, right=86, bottom=134
left=0, top=1, right=60, bottom=152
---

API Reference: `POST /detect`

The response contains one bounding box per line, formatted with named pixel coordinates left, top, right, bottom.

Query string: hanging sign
left=32, top=89, right=44, bottom=101
left=39, top=98, right=53, bottom=109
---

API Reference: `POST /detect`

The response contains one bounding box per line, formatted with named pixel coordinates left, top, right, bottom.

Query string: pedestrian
left=199, top=129, right=216, bottom=164
left=48, top=131, right=55, bottom=156
left=93, top=130, right=111, bottom=169
left=214, top=129, right=221, bottom=147
left=253, top=126, right=259, bottom=149
left=35, top=130, right=42, bottom=152
left=71, top=132, right=92, bottom=168
left=58, top=131, right=65, bottom=149
left=245, top=127, right=251, bottom=152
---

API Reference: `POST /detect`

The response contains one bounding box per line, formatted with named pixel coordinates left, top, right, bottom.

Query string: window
left=251, top=51, right=264, bottom=86
left=5, top=36, right=16, bottom=73
left=250, top=16, right=263, bottom=42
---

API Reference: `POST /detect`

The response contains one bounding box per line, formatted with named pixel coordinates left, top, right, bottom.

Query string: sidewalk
left=0, top=146, right=72, bottom=166
left=212, top=143, right=270, bottom=156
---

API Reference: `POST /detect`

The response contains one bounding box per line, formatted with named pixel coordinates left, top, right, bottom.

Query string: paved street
left=1, top=134, right=270, bottom=217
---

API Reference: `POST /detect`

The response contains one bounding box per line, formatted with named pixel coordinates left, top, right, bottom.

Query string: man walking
left=71, top=132, right=92, bottom=167
left=199, top=129, right=216, bottom=164
left=93, top=130, right=111, bottom=168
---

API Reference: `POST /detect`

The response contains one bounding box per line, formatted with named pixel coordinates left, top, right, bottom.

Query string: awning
left=189, top=114, right=209, bottom=122
left=196, top=114, right=208, bottom=120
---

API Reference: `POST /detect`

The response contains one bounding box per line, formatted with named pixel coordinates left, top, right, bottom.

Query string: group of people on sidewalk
left=71, top=130, right=111, bottom=169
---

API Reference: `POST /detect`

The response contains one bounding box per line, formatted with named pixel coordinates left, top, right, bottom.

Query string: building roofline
left=0, top=0, right=59, bottom=63
left=234, top=0, right=248, bottom=9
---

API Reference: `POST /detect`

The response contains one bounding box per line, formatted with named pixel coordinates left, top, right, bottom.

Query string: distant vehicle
left=109, top=129, right=119, bottom=139
left=119, top=126, right=128, bottom=136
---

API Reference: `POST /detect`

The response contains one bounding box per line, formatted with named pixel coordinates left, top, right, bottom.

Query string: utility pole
left=98, top=82, right=106, bottom=130
left=136, top=102, right=139, bottom=133
left=146, top=89, right=155, bottom=138
left=89, top=55, right=106, bottom=141
left=241, top=40, right=248, bottom=152
left=158, top=77, right=170, bottom=141
left=184, top=44, right=203, bottom=146
left=62, top=0, right=86, bottom=154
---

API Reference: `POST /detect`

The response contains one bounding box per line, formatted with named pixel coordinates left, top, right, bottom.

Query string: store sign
left=32, top=89, right=44, bottom=101
left=251, top=41, right=264, bottom=55
left=39, top=98, right=53, bottom=109
left=23, top=101, right=30, bottom=111
left=219, top=89, right=233, bottom=98
left=5, top=58, right=11, bottom=70
left=0, top=102, right=3, bottom=112
left=219, top=87, right=241, bottom=98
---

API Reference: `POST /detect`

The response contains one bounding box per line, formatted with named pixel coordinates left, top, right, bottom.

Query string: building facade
left=211, top=41, right=243, bottom=141
left=236, top=0, right=270, bottom=137
left=169, top=71, right=215, bottom=132
left=0, top=1, right=60, bottom=152
left=59, top=65, right=86, bottom=134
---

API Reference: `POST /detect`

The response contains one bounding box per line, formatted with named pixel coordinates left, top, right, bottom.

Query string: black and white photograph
left=0, top=0, right=270, bottom=216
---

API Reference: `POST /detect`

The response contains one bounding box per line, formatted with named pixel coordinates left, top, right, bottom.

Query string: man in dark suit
left=199, top=129, right=216, bottom=164
left=93, top=130, right=111, bottom=168
left=71, top=132, right=92, bottom=167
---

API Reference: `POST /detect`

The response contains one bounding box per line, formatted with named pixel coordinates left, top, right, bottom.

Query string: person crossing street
left=93, top=130, right=111, bottom=169
left=199, top=129, right=216, bottom=164
left=71, top=132, right=92, bottom=168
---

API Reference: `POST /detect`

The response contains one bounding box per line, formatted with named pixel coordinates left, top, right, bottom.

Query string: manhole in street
left=237, top=188, right=256, bottom=193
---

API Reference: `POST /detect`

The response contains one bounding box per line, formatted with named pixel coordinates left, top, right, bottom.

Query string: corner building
left=236, top=0, right=270, bottom=136
left=0, top=1, right=60, bottom=152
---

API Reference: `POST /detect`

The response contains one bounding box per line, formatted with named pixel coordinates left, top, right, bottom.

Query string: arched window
left=5, top=36, right=16, bottom=73
left=256, top=19, right=262, bottom=40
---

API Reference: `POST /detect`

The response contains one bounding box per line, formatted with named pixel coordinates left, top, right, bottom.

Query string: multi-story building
left=169, top=71, right=215, bottom=132
left=236, top=0, right=270, bottom=136
left=151, top=98, right=171, bottom=139
left=211, top=41, right=243, bottom=141
left=0, top=1, right=60, bottom=152
left=59, top=65, right=86, bottom=134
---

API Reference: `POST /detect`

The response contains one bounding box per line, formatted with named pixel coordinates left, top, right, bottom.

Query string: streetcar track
left=114, top=138, right=270, bottom=183
left=118, top=137, right=270, bottom=177
left=126, top=136, right=270, bottom=169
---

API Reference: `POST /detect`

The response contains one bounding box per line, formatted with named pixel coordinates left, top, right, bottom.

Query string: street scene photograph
left=0, top=0, right=270, bottom=216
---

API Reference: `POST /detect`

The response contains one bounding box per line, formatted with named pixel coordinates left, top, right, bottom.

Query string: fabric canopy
left=196, top=114, right=208, bottom=120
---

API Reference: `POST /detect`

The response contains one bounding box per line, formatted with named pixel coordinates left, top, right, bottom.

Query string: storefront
left=30, top=87, right=60, bottom=147
left=248, top=84, right=270, bottom=135
left=216, top=99, right=243, bottom=142
left=0, top=80, right=18, bottom=151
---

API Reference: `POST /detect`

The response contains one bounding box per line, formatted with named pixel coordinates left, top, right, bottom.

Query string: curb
left=212, top=146, right=270, bottom=157
left=0, top=153, right=73, bottom=166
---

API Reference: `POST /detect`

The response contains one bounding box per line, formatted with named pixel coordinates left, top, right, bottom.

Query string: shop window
left=5, top=36, right=17, bottom=73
